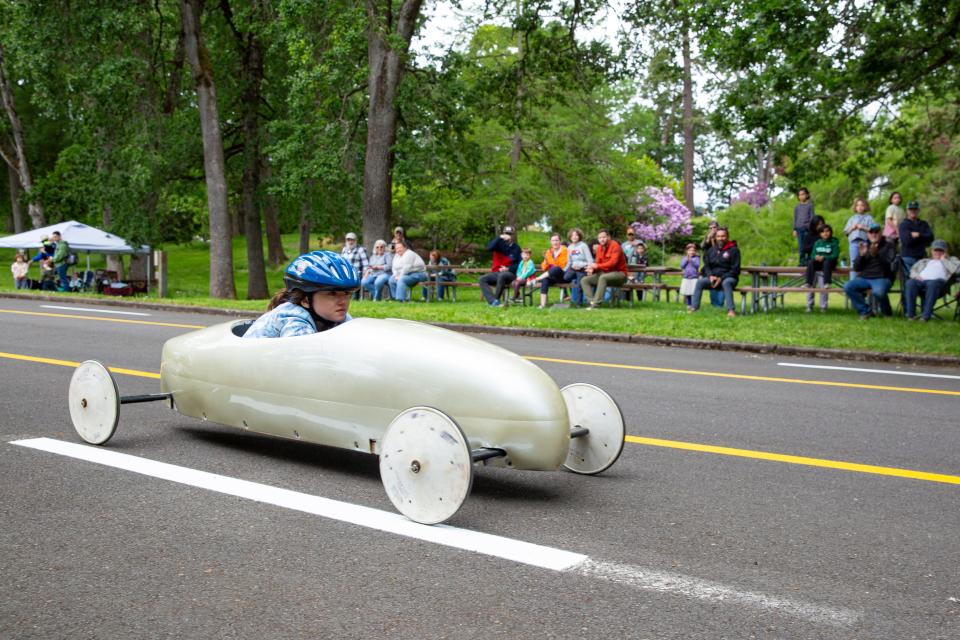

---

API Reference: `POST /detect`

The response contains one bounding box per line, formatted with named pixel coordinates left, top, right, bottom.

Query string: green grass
left=2, top=235, right=958, bottom=357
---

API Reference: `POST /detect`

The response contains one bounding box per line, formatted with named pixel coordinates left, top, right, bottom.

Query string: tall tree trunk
left=299, top=199, right=311, bottom=255
left=8, top=164, right=24, bottom=233
left=680, top=15, right=695, bottom=213
left=0, top=42, right=44, bottom=228
left=181, top=0, right=236, bottom=299
left=506, top=16, right=526, bottom=230
left=240, top=37, right=268, bottom=299
left=260, top=158, right=286, bottom=267
left=362, top=0, right=424, bottom=247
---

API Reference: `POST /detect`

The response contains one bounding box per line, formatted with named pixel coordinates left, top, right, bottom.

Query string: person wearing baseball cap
left=903, top=239, right=959, bottom=320
left=897, top=200, right=934, bottom=275
left=340, top=232, right=368, bottom=299
left=478, top=225, right=521, bottom=306
left=843, top=221, right=897, bottom=319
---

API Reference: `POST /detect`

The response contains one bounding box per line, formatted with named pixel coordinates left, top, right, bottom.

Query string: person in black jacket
left=897, top=201, right=933, bottom=276
left=843, top=223, right=897, bottom=319
left=689, top=227, right=741, bottom=317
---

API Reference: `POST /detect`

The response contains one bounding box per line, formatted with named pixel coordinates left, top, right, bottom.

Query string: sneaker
left=510, top=297, right=521, bottom=303
left=858, top=313, right=871, bottom=321
left=538, top=304, right=547, bottom=309
left=489, top=300, right=501, bottom=307
left=805, top=307, right=812, bottom=313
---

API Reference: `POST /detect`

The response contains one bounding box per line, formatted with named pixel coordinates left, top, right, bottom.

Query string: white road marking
left=11, top=437, right=860, bottom=626
left=777, top=362, right=960, bottom=380
left=40, top=305, right=152, bottom=317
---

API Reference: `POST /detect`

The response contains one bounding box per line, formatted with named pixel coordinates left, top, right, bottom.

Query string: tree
left=0, top=41, right=45, bottom=228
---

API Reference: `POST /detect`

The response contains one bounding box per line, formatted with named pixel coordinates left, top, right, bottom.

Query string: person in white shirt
left=388, top=240, right=428, bottom=302
left=903, top=240, right=960, bottom=321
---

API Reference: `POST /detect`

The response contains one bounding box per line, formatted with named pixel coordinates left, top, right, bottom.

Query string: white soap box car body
left=69, top=318, right=624, bottom=524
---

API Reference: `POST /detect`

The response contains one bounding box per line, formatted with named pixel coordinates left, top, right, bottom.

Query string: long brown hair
left=267, top=288, right=309, bottom=311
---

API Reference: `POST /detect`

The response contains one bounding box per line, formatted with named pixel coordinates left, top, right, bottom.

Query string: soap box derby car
left=68, top=317, right=625, bottom=524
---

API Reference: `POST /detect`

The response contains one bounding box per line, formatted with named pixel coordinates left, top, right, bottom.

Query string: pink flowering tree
left=730, top=182, right=770, bottom=209
left=630, top=186, right=694, bottom=245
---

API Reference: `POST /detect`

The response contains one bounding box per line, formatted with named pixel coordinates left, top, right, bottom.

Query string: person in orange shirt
left=531, top=232, right=569, bottom=308
left=580, top=229, right=628, bottom=309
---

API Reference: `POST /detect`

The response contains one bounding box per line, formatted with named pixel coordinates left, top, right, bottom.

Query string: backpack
left=66, top=253, right=78, bottom=266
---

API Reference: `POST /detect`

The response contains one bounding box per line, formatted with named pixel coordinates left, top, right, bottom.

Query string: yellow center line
left=627, top=435, right=960, bottom=486
left=0, top=309, right=205, bottom=330
left=2, top=350, right=958, bottom=485
left=525, top=356, right=960, bottom=397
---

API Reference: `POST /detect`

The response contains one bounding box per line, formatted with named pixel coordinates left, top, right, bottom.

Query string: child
left=843, top=198, right=875, bottom=278
left=792, top=187, right=815, bottom=265
left=679, top=243, right=700, bottom=309
left=11, top=252, right=30, bottom=289
left=511, top=248, right=537, bottom=302
left=423, top=249, right=456, bottom=301
left=805, top=224, right=840, bottom=312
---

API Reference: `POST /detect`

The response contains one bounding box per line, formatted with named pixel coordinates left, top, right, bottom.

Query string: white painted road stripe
left=40, top=305, right=152, bottom=317
left=10, top=437, right=860, bottom=626
left=778, top=362, right=960, bottom=380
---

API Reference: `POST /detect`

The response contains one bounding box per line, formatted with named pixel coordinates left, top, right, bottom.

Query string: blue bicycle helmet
left=284, top=250, right=360, bottom=292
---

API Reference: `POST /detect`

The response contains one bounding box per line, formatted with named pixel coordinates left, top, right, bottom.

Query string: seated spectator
left=581, top=229, right=628, bottom=309
left=898, top=201, right=934, bottom=276
left=362, top=239, right=392, bottom=301
left=623, top=227, right=648, bottom=302
left=563, top=228, right=593, bottom=306
left=903, top=240, right=959, bottom=321
left=39, top=257, right=57, bottom=291
left=340, top=232, right=368, bottom=300
left=700, top=221, right=724, bottom=308
left=532, top=233, right=568, bottom=309
left=510, top=247, right=537, bottom=302
left=388, top=240, right=428, bottom=302
left=479, top=226, right=521, bottom=307
left=689, top=226, right=740, bottom=317
left=422, top=249, right=456, bottom=301
left=843, top=223, right=897, bottom=319
left=804, top=223, right=840, bottom=312
left=11, top=252, right=30, bottom=289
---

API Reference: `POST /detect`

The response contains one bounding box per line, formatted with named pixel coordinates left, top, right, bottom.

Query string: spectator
left=792, top=187, right=815, bottom=265
left=843, top=223, right=897, bottom=319
left=903, top=240, right=959, bottom=321
left=563, top=228, right=593, bottom=307
left=843, top=198, right=875, bottom=278
left=700, top=220, right=724, bottom=308
left=422, top=249, right=456, bottom=301
left=804, top=223, right=840, bottom=313
left=388, top=240, right=428, bottom=302
left=679, top=243, right=700, bottom=310
left=532, top=232, right=568, bottom=309
left=689, top=226, right=741, bottom=318
left=479, top=226, right=521, bottom=307
left=883, top=192, right=904, bottom=243
left=362, top=239, right=392, bottom=301
left=510, top=247, right=537, bottom=303
left=801, top=214, right=825, bottom=264
left=244, top=251, right=358, bottom=339
left=50, top=231, right=70, bottom=292
left=38, top=258, right=57, bottom=291
left=11, top=252, right=30, bottom=289
left=898, top=200, right=934, bottom=276
left=391, top=226, right=411, bottom=253
left=31, top=235, right=55, bottom=266
left=581, top=229, right=628, bottom=309
left=340, top=232, right=368, bottom=299
left=623, top=227, right=649, bottom=302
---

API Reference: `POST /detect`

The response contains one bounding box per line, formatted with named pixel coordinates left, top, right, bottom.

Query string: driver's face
left=308, top=290, right=352, bottom=323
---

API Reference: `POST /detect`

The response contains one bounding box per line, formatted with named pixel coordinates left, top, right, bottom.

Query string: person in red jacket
left=580, top=229, right=628, bottom=309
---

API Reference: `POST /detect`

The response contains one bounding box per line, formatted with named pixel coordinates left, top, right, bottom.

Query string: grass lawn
left=2, top=236, right=958, bottom=357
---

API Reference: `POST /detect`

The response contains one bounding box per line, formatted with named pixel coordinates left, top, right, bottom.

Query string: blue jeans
left=847, top=240, right=862, bottom=278
left=362, top=272, right=391, bottom=300
left=692, top=276, right=736, bottom=311
left=903, top=278, right=945, bottom=319
left=56, top=264, right=69, bottom=291
left=14, top=278, right=29, bottom=290
left=901, top=256, right=919, bottom=278
left=795, top=227, right=808, bottom=265
left=563, top=269, right=587, bottom=306
left=389, top=271, right=427, bottom=301
left=844, top=277, right=892, bottom=316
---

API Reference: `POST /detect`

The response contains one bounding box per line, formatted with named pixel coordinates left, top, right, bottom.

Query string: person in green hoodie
left=804, top=224, right=840, bottom=312
left=50, top=231, right=71, bottom=292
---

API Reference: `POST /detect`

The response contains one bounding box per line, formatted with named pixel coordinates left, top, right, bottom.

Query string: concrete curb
left=4, top=292, right=959, bottom=368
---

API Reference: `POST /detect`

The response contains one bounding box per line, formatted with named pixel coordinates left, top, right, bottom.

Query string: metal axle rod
left=570, top=426, right=590, bottom=438
left=120, top=393, right=173, bottom=405
left=471, top=447, right=507, bottom=463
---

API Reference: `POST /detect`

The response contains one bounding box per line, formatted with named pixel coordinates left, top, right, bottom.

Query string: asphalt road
left=1, top=297, right=959, bottom=639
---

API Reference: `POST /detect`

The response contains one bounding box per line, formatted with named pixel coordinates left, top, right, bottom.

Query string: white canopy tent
left=0, top=220, right=151, bottom=292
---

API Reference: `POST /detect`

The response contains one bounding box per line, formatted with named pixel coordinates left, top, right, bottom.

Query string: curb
left=4, top=292, right=959, bottom=368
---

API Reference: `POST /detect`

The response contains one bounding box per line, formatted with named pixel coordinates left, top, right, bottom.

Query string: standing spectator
left=623, top=227, right=649, bottom=302
left=903, top=240, right=959, bottom=321
left=843, top=223, right=897, bottom=319
left=802, top=214, right=825, bottom=264
left=422, top=249, right=456, bottom=301
left=478, top=226, right=521, bottom=307
left=898, top=201, right=934, bottom=276
left=340, top=232, right=369, bottom=296
left=689, top=226, right=741, bottom=318
left=580, top=229, right=628, bottom=309
left=804, top=223, right=840, bottom=312
left=391, top=226, right=411, bottom=253
left=843, top=198, right=875, bottom=279
left=11, top=252, right=30, bottom=289
left=792, top=187, right=815, bottom=265
left=388, top=240, right=428, bottom=302
left=50, top=231, right=71, bottom=292
left=679, top=243, right=700, bottom=310
left=883, top=192, right=904, bottom=243
left=510, top=248, right=537, bottom=303
left=362, top=239, right=392, bottom=301
left=563, top=228, right=593, bottom=306
left=532, top=233, right=568, bottom=309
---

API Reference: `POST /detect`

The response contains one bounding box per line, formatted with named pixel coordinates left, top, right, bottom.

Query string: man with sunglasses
left=843, top=223, right=897, bottom=319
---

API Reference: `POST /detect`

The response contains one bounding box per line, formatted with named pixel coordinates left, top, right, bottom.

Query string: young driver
left=244, top=251, right=360, bottom=339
